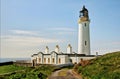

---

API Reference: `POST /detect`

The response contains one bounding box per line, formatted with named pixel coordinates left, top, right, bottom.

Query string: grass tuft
left=76, top=51, right=120, bottom=79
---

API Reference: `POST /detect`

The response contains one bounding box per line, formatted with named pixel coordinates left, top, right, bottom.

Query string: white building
left=31, top=6, right=96, bottom=65
left=78, top=5, right=90, bottom=55
left=31, top=44, right=95, bottom=65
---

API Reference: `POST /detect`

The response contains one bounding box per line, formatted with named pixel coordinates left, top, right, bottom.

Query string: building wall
left=38, top=53, right=43, bottom=64
left=78, top=21, right=90, bottom=55
left=43, top=55, right=51, bottom=64
left=58, top=55, right=69, bottom=64
left=69, top=57, right=77, bottom=64
left=69, top=56, right=95, bottom=64
left=77, top=56, right=95, bottom=63
left=31, top=54, right=96, bottom=65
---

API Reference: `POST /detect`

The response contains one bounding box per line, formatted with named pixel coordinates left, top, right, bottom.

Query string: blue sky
left=1, top=0, right=120, bottom=58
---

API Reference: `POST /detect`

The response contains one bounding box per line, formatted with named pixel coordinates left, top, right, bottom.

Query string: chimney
left=67, top=44, right=72, bottom=54
left=55, top=45, right=60, bottom=53
left=45, top=46, right=49, bottom=54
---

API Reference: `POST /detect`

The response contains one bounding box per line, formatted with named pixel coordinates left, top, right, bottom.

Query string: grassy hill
left=0, top=65, right=56, bottom=79
left=77, top=51, right=120, bottom=79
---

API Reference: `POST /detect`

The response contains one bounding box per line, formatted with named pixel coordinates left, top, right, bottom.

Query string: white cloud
left=48, top=27, right=76, bottom=35
left=91, top=41, right=120, bottom=55
left=10, top=30, right=38, bottom=36
left=1, top=34, right=63, bottom=58
left=1, top=29, right=119, bottom=58
left=50, top=27, right=75, bottom=32
left=57, top=31, right=75, bottom=35
left=1, top=35, right=62, bottom=47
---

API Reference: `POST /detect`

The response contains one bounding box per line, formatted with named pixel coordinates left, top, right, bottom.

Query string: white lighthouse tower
left=78, top=6, right=90, bottom=55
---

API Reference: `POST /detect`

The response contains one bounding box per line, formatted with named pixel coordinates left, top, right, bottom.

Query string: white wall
left=58, top=55, right=69, bottom=64
left=70, top=56, right=95, bottom=64
left=43, top=55, right=51, bottom=64
left=77, top=56, right=95, bottom=63
left=31, top=53, right=96, bottom=65
left=69, top=57, right=77, bottom=64
left=78, top=21, right=90, bottom=55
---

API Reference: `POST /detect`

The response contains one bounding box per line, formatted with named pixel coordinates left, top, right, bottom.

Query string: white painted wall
left=69, top=57, right=77, bottom=64
left=51, top=52, right=57, bottom=64
left=43, top=55, right=50, bottom=64
left=38, top=53, right=43, bottom=64
left=78, top=21, right=90, bottom=55
left=78, top=56, right=96, bottom=63
left=58, top=55, right=69, bottom=64
left=69, top=56, right=95, bottom=64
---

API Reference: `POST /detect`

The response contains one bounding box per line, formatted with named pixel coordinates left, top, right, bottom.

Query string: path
left=48, top=69, right=82, bottom=79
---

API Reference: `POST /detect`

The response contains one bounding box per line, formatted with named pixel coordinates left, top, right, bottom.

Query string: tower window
left=85, top=41, right=87, bottom=46
left=85, top=23, right=86, bottom=27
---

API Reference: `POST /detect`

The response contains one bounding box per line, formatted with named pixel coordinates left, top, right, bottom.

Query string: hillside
left=0, top=65, right=56, bottom=79
left=76, top=51, right=120, bottom=79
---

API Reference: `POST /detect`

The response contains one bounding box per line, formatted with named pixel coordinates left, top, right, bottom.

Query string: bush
left=0, top=65, right=55, bottom=79
left=76, top=52, right=120, bottom=79
left=78, top=66, right=83, bottom=73
left=111, top=72, right=120, bottom=79
left=38, top=72, right=47, bottom=79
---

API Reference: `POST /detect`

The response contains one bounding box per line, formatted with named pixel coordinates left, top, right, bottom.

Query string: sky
left=1, top=0, right=120, bottom=58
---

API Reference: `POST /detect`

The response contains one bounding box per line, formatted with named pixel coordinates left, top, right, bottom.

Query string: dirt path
left=68, top=70, right=82, bottom=79
left=48, top=69, right=82, bottom=79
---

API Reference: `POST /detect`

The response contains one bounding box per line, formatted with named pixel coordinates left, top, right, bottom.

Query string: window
left=85, top=23, right=86, bottom=27
left=58, top=58, right=61, bottom=64
left=85, top=41, right=87, bottom=46
left=52, top=58, right=55, bottom=63
left=80, top=12, right=83, bottom=17
left=44, top=58, right=46, bottom=64
left=39, top=58, right=41, bottom=63
left=48, top=58, right=50, bottom=64
left=36, top=58, right=37, bottom=62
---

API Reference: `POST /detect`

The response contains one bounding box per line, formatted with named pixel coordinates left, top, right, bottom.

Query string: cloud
left=110, top=41, right=120, bottom=45
left=48, top=27, right=76, bottom=35
left=10, top=30, right=38, bottom=36
left=2, top=35, right=63, bottom=47
left=1, top=32, right=64, bottom=58
left=50, top=27, right=76, bottom=32
left=91, top=41, right=120, bottom=55
left=57, top=31, right=75, bottom=35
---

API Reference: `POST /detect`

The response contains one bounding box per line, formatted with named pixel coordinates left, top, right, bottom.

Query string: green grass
left=0, top=65, right=26, bottom=74
left=77, top=51, right=120, bottom=79
left=0, top=65, right=56, bottom=79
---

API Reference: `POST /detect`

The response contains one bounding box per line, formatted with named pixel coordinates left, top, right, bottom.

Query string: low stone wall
left=0, top=61, right=13, bottom=66
left=14, top=60, right=32, bottom=67
left=14, top=62, right=32, bottom=67
left=15, top=60, right=31, bottom=63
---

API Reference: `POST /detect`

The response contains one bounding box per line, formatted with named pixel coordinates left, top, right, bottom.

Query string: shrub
left=78, top=66, right=83, bottom=73
left=76, top=52, right=120, bottom=79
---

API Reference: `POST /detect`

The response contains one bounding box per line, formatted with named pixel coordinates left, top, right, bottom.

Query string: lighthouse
left=78, top=6, right=90, bottom=55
